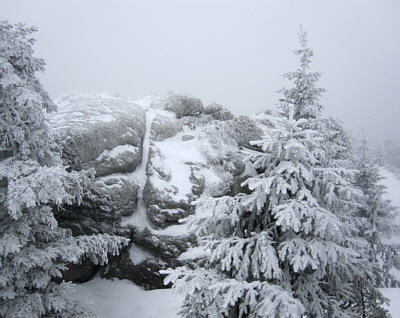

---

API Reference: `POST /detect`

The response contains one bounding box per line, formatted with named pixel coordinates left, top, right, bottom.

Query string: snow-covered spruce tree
left=164, top=29, right=378, bottom=318
left=350, top=138, right=400, bottom=317
left=0, top=22, right=129, bottom=317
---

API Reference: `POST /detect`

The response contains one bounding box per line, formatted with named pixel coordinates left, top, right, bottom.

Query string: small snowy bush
left=165, top=93, right=204, bottom=118
left=224, top=116, right=263, bottom=147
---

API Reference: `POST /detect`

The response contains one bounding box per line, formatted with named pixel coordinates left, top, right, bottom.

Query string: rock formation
left=48, top=92, right=259, bottom=288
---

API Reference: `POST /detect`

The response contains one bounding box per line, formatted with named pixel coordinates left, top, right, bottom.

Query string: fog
left=2, top=0, right=400, bottom=142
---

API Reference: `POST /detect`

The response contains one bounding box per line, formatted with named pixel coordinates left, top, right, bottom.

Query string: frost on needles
left=0, top=22, right=129, bottom=317
left=164, top=29, right=392, bottom=318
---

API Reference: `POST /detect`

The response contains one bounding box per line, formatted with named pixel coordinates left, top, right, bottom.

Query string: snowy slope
left=379, top=168, right=400, bottom=317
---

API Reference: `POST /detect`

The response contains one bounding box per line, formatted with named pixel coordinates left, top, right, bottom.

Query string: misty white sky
left=2, top=0, right=400, bottom=142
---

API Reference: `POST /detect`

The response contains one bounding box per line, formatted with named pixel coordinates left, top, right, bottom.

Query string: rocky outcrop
left=150, top=114, right=182, bottom=141
left=165, top=93, right=204, bottom=118
left=48, top=93, right=145, bottom=237
left=143, top=139, right=207, bottom=228
left=49, top=93, right=146, bottom=172
left=48, top=92, right=252, bottom=289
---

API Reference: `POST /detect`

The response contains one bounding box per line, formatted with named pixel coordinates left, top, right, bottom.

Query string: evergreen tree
left=278, top=27, right=325, bottom=122
left=165, top=29, right=380, bottom=318
left=0, top=22, right=129, bottom=317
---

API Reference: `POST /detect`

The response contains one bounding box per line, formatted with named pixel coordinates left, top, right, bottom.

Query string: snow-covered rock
left=143, top=132, right=208, bottom=228
left=150, top=114, right=182, bottom=141
left=83, top=144, right=141, bottom=177
left=48, top=92, right=146, bottom=172
left=48, top=92, right=247, bottom=289
left=92, top=175, right=139, bottom=217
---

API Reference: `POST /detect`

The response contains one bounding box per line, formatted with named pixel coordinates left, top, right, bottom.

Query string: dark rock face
left=102, top=228, right=197, bottom=289
left=102, top=248, right=166, bottom=290
left=55, top=204, right=120, bottom=237
left=62, top=260, right=99, bottom=283
left=55, top=175, right=139, bottom=237
left=150, top=114, right=182, bottom=141
left=165, top=93, right=204, bottom=118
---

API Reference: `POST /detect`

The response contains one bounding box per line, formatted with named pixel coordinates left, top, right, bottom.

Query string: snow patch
left=380, top=168, right=400, bottom=208
left=68, top=278, right=182, bottom=318
left=178, top=245, right=209, bottom=261
left=49, top=92, right=144, bottom=133
left=96, top=145, right=139, bottom=161
left=121, top=110, right=157, bottom=228
left=150, top=133, right=207, bottom=201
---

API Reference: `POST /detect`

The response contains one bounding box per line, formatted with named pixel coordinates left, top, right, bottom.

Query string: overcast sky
left=2, top=0, right=400, bottom=142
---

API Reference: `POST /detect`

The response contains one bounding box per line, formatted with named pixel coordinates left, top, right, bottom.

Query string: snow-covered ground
left=69, top=278, right=182, bottom=318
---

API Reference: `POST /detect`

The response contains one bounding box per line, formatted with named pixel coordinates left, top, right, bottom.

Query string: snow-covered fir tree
left=0, top=22, right=129, bottom=317
left=164, top=29, right=384, bottom=318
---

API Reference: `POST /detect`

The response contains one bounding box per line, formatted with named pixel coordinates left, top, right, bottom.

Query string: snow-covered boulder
left=143, top=135, right=208, bottom=228
left=92, top=175, right=139, bottom=217
left=165, top=93, right=204, bottom=118
left=204, top=102, right=234, bottom=121
left=150, top=114, right=182, bottom=141
left=143, top=179, right=195, bottom=228
left=82, top=144, right=141, bottom=177
left=48, top=92, right=146, bottom=173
